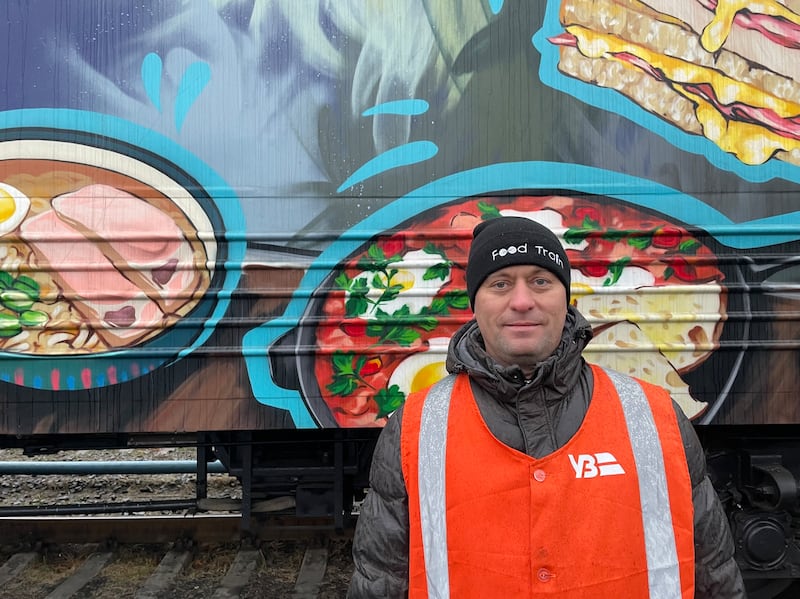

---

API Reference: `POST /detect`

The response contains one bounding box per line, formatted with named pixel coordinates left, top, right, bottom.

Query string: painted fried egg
left=0, top=183, right=31, bottom=236
left=572, top=265, right=657, bottom=291
left=500, top=208, right=566, bottom=237
left=388, top=337, right=450, bottom=396
left=351, top=248, right=451, bottom=316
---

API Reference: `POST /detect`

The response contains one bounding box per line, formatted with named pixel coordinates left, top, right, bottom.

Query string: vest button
left=537, top=567, right=553, bottom=582
left=533, top=469, right=546, bottom=482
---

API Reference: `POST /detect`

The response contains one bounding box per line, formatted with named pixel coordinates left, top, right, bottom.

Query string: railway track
left=0, top=447, right=359, bottom=597
left=0, top=513, right=354, bottom=598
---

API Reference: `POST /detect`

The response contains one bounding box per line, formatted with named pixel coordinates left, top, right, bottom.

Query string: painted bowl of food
left=0, top=111, right=244, bottom=390
left=249, top=186, right=744, bottom=428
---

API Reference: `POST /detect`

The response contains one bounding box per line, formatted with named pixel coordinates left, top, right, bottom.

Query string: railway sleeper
left=0, top=540, right=333, bottom=598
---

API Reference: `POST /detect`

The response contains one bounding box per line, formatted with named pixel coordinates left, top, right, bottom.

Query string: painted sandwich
left=549, top=0, right=800, bottom=166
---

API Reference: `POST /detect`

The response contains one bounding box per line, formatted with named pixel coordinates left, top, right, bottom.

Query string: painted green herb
left=0, top=272, right=49, bottom=336
left=375, top=385, right=405, bottom=418
left=328, top=241, right=468, bottom=412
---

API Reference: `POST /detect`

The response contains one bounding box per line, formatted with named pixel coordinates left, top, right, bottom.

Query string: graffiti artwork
left=0, top=0, right=799, bottom=434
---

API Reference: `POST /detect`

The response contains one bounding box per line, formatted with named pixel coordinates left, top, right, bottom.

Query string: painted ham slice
left=50, top=184, right=203, bottom=315
left=19, top=209, right=167, bottom=347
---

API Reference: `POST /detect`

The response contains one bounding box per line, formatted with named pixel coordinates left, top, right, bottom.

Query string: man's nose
left=508, top=282, right=535, bottom=310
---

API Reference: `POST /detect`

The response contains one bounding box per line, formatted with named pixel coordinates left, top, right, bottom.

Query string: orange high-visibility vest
left=400, top=364, right=695, bottom=598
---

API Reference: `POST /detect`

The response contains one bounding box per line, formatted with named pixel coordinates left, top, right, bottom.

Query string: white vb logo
left=569, top=453, right=625, bottom=478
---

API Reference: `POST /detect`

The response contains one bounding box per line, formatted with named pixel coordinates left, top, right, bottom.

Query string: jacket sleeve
left=348, top=407, right=410, bottom=599
left=674, top=404, right=747, bottom=599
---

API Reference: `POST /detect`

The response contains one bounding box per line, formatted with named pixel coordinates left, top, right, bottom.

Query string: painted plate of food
left=255, top=190, right=740, bottom=427
left=0, top=116, right=244, bottom=390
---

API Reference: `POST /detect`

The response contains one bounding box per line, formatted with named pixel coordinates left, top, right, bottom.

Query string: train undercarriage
left=4, top=424, right=800, bottom=598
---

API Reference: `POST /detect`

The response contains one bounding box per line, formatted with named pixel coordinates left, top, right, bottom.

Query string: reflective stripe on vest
left=604, top=368, right=681, bottom=598
left=417, top=374, right=456, bottom=599
left=416, top=368, right=681, bottom=599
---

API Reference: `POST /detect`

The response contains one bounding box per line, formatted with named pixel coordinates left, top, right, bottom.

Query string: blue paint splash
left=141, top=52, right=163, bottom=112
left=141, top=54, right=211, bottom=132
left=174, top=61, right=211, bottom=132
left=362, top=99, right=429, bottom=117
left=489, top=0, right=504, bottom=14
left=337, top=141, right=438, bottom=192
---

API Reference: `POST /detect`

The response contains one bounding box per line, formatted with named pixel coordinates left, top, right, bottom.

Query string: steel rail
left=0, top=460, right=226, bottom=475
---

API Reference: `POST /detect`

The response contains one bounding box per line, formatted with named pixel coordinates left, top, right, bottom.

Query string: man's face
left=473, top=264, right=568, bottom=376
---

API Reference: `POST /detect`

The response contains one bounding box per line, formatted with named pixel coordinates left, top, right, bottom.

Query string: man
left=348, top=216, right=746, bottom=598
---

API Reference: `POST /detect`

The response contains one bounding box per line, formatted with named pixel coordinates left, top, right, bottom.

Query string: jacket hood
left=446, top=305, right=593, bottom=401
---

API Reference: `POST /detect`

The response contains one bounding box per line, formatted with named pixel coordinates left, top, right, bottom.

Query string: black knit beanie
left=466, top=216, right=571, bottom=308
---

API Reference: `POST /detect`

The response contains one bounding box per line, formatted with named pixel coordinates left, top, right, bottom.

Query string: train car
left=1, top=1, right=799, bottom=595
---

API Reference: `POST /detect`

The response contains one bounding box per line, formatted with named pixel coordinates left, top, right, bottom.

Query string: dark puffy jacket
left=348, top=306, right=746, bottom=598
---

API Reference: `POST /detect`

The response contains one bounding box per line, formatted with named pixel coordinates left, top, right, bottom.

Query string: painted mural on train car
left=0, top=1, right=798, bottom=434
